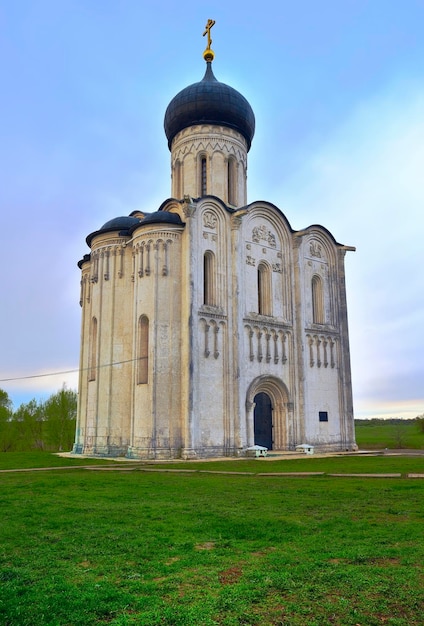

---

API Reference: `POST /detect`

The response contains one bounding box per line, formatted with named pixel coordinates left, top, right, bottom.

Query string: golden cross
left=203, top=19, right=216, bottom=50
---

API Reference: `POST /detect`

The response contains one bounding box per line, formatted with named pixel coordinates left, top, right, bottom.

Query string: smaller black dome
left=101, top=216, right=140, bottom=230
left=86, top=212, right=183, bottom=248
left=86, top=215, right=141, bottom=246
left=131, top=211, right=183, bottom=230
left=164, top=61, right=255, bottom=150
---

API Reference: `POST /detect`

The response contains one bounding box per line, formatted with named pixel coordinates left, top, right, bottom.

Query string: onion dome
left=164, top=60, right=255, bottom=151
left=86, top=215, right=141, bottom=246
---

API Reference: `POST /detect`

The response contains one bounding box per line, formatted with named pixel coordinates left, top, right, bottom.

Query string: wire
left=0, top=358, right=139, bottom=383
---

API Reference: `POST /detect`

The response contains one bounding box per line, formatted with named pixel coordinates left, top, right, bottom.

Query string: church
left=72, top=23, right=357, bottom=459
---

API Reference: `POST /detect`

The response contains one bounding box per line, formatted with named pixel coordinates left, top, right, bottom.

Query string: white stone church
left=72, top=29, right=357, bottom=459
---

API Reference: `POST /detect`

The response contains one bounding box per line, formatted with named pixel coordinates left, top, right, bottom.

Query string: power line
left=0, top=358, right=139, bottom=383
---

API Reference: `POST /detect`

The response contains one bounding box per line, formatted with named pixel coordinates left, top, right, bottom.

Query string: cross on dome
left=203, top=19, right=216, bottom=62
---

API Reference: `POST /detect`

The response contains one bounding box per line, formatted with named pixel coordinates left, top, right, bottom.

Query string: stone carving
left=214, top=324, right=220, bottom=359
left=182, top=196, right=196, bottom=217
left=118, top=247, right=124, bottom=279
left=162, top=241, right=168, bottom=276
left=245, top=324, right=289, bottom=365
left=204, top=323, right=210, bottom=358
left=230, top=214, right=243, bottom=230
left=202, top=319, right=223, bottom=359
left=272, top=263, right=282, bottom=273
left=306, top=333, right=336, bottom=368
left=246, top=256, right=256, bottom=266
left=203, top=211, right=218, bottom=229
left=103, top=249, right=110, bottom=281
left=252, top=225, right=276, bottom=248
left=265, top=333, right=271, bottom=362
left=310, top=241, right=322, bottom=258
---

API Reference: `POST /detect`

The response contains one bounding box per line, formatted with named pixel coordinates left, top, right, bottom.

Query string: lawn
left=0, top=451, right=113, bottom=471
left=0, top=453, right=423, bottom=625
left=355, top=419, right=424, bottom=450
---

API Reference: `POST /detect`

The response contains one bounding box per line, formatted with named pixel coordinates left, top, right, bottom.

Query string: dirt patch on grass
left=251, top=546, right=277, bottom=557
left=328, top=557, right=401, bottom=566
left=195, top=541, right=215, bottom=550
left=165, top=556, right=180, bottom=565
left=219, top=565, right=243, bottom=585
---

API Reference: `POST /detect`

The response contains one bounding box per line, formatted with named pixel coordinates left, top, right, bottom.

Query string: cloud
left=276, top=78, right=424, bottom=418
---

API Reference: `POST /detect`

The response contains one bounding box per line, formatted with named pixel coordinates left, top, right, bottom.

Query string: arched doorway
left=253, top=392, right=273, bottom=449
left=246, top=376, right=292, bottom=450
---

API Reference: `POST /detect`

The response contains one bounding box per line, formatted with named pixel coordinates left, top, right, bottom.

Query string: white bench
left=246, top=445, right=268, bottom=458
left=295, top=444, right=315, bottom=455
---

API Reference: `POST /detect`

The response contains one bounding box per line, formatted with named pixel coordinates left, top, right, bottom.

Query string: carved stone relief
left=252, top=225, right=276, bottom=248
left=309, top=241, right=322, bottom=258
left=203, top=211, right=218, bottom=229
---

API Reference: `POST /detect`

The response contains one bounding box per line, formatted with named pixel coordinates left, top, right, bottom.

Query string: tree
left=13, top=399, right=44, bottom=450
left=392, top=419, right=407, bottom=449
left=0, top=389, right=14, bottom=452
left=42, top=385, right=77, bottom=451
left=416, top=414, right=424, bottom=433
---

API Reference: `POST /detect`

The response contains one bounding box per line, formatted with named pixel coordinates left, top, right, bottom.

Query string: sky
left=0, top=0, right=423, bottom=420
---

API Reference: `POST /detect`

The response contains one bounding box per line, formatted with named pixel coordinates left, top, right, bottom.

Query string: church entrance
left=247, top=376, right=291, bottom=450
left=253, top=392, right=273, bottom=449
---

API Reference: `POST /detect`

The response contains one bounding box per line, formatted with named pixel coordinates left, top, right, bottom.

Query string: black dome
left=164, top=62, right=255, bottom=151
left=101, top=216, right=140, bottom=230
left=86, top=215, right=141, bottom=246
left=86, top=212, right=184, bottom=246
left=131, top=211, right=183, bottom=230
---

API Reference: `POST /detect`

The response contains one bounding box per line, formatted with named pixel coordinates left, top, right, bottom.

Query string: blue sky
left=1, top=1, right=423, bottom=419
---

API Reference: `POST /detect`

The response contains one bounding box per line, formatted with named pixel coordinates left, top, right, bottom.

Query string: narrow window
left=319, top=411, right=328, bottom=422
left=258, top=262, right=271, bottom=316
left=201, top=156, right=207, bottom=196
left=174, top=160, right=182, bottom=198
left=312, top=275, right=324, bottom=324
left=88, top=317, right=97, bottom=381
left=137, top=316, right=149, bottom=384
left=227, top=157, right=237, bottom=206
left=203, top=251, right=215, bottom=306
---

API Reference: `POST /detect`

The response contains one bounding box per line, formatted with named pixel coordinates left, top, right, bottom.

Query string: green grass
left=146, top=454, right=424, bottom=475
left=0, top=451, right=115, bottom=470
left=0, top=454, right=423, bottom=625
left=355, top=419, right=424, bottom=450
left=1, top=451, right=424, bottom=474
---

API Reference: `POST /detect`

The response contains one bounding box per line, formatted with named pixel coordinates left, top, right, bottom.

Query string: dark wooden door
left=253, top=392, right=273, bottom=449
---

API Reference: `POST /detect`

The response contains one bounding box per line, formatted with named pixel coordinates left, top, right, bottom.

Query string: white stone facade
left=73, top=73, right=357, bottom=459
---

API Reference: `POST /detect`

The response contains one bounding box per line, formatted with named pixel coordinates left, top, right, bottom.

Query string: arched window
left=312, top=275, right=325, bottom=324
left=227, top=157, right=237, bottom=206
left=137, top=316, right=149, bottom=384
left=203, top=251, right=216, bottom=306
left=174, top=160, right=182, bottom=198
left=258, top=262, right=272, bottom=316
left=200, top=156, right=207, bottom=196
left=88, top=317, right=97, bottom=381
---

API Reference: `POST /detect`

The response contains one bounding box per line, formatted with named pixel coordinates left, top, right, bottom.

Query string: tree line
left=0, top=386, right=77, bottom=453
left=355, top=417, right=424, bottom=431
